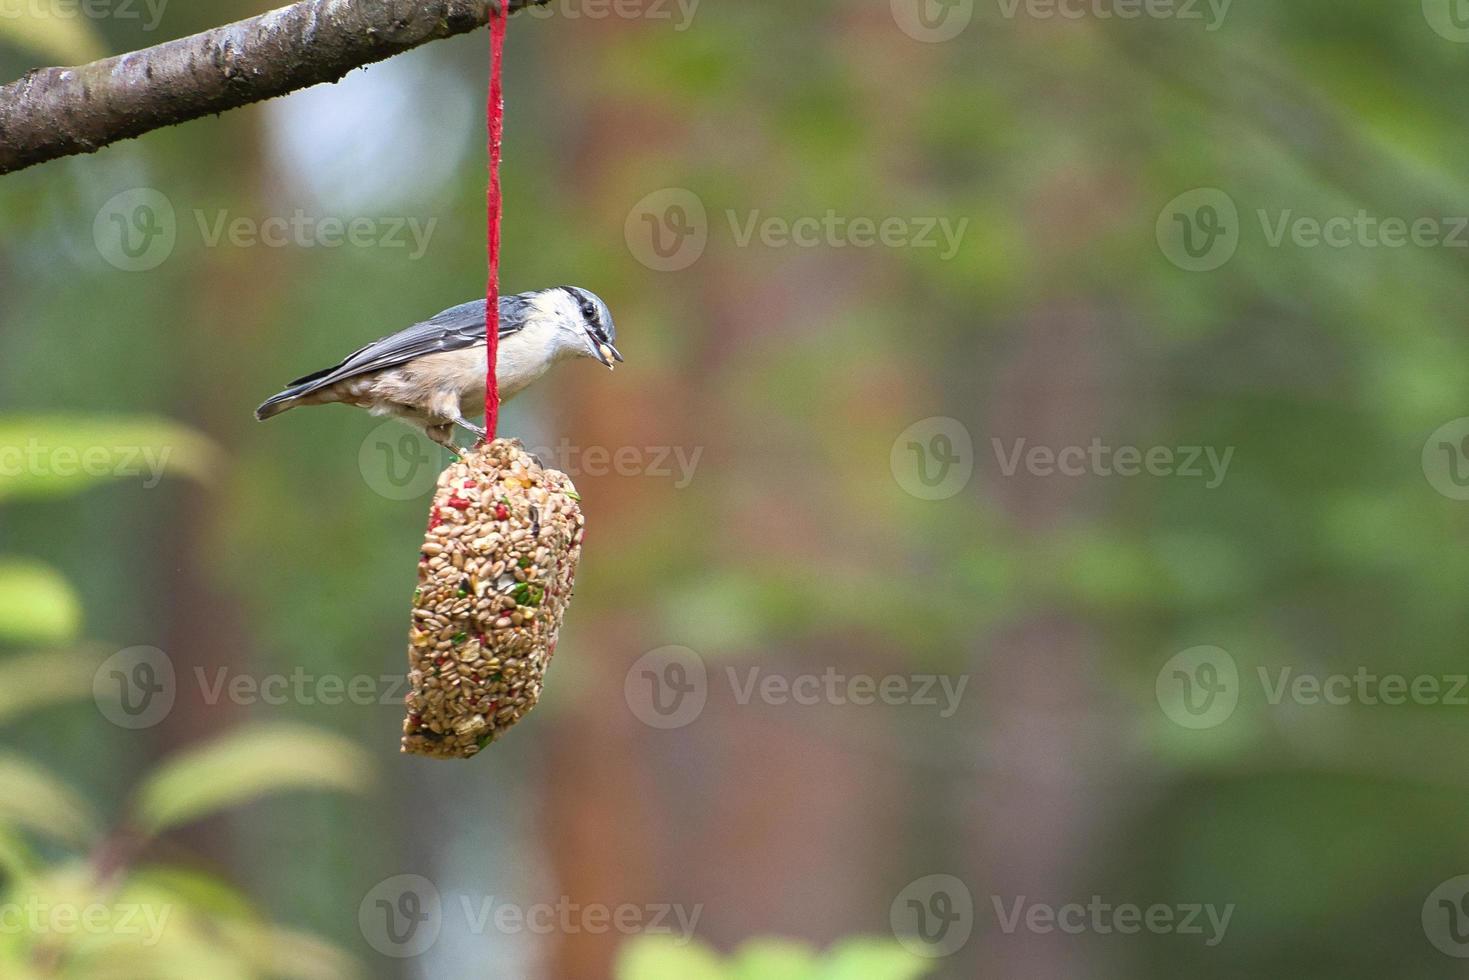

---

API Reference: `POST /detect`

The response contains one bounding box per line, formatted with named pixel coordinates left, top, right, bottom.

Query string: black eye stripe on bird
left=255, top=286, right=620, bottom=455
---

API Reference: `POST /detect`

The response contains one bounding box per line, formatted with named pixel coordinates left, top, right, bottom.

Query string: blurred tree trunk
left=156, top=100, right=284, bottom=864
left=972, top=307, right=1127, bottom=979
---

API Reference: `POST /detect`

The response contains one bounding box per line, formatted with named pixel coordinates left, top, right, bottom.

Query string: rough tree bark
left=0, top=0, right=545, bottom=175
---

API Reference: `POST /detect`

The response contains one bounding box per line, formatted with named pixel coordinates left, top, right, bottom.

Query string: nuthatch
left=256, top=286, right=620, bottom=453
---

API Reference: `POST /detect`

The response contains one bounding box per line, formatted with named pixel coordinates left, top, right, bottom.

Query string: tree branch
left=0, top=0, right=545, bottom=175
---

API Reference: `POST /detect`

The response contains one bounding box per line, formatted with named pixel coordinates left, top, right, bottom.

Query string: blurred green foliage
left=617, top=936, right=933, bottom=980
left=0, top=418, right=366, bottom=977
left=0, top=1, right=104, bottom=64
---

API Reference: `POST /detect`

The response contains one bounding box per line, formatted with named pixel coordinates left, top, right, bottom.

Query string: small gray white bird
left=256, top=286, right=620, bottom=453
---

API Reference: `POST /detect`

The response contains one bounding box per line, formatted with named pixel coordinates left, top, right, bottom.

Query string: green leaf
left=0, top=2, right=106, bottom=64
left=814, top=939, right=935, bottom=980
left=616, top=936, right=727, bottom=980
left=0, top=562, right=81, bottom=646
left=0, top=417, right=220, bottom=503
left=132, top=724, right=373, bottom=836
left=0, top=647, right=106, bottom=724
left=730, top=939, right=819, bottom=980
left=0, top=754, right=99, bottom=847
left=128, top=866, right=257, bottom=920
left=228, top=923, right=363, bottom=980
left=0, top=826, right=38, bottom=882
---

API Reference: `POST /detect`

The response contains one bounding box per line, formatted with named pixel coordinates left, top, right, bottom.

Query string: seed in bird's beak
left=598, top=343, right=617, bottom=370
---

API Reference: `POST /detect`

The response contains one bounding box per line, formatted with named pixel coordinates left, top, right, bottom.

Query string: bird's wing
left=286, top=295, right=532, bottom=388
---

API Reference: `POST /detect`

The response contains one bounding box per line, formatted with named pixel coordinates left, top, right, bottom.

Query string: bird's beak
left=592, top=340, right=620, bottom=369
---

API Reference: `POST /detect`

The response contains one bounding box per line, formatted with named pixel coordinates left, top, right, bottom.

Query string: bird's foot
left=446, top=414, right=487, bottom=443
left=425, top=424, right=467, bottom=459
left=448, top=415, right=489, bottom=449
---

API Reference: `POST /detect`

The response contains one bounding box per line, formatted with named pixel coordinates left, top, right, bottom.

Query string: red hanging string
left=484, top=2, right=507, bottom=441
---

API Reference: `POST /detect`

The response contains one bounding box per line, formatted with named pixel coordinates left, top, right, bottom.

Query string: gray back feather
left=280, top=293, right=536, bottom=393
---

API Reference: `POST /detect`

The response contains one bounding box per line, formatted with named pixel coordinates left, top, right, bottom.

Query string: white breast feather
left=362, top=309, right=565, bottom=424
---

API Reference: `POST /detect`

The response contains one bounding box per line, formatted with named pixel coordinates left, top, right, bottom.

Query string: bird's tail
left=255, top=389, right=306, bottom=421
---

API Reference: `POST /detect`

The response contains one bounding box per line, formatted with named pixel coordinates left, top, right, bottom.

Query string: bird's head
left=543, top=285, right=621, bottom=369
